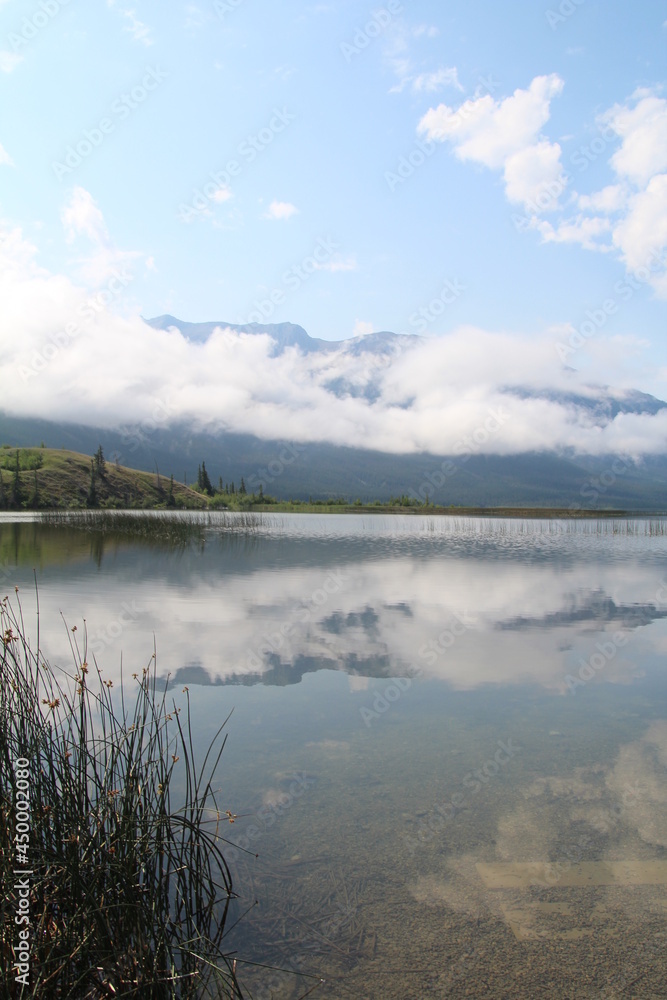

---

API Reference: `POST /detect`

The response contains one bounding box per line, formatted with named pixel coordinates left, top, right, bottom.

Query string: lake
left=2, top=512, right=666, bottom=998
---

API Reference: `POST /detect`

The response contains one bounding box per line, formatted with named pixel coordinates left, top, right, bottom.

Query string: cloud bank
left=1, top=193, right=666, bottom=458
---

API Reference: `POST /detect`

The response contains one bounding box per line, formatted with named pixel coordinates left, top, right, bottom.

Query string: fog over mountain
left=147, top=313, right=667, bottom=423
left=142, top=314, right=667, bottom=459
left=2, top=216, right=666, bottom=463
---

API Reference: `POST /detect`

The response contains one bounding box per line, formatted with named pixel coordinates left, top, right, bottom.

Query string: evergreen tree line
left=0, top=443, right=273, bottom=511
left=195, top=461, right=249, bottom=498
left=0, top=449, right=42, bottom=510
left=87, top=445, right=107, bottom=507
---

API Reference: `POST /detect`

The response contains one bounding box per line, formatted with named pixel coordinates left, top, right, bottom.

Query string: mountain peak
left=144, top=315, right=423, bottom=357
left=144, top=315, right=334, bottom=355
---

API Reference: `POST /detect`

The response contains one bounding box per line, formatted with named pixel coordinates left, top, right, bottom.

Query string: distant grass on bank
left=40, top=509, right=264, bottom=542
left=0, top=590, right=245, bottom=998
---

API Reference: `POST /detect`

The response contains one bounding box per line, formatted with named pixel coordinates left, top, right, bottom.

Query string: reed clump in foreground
left=0, top=590, right=245, bottom=999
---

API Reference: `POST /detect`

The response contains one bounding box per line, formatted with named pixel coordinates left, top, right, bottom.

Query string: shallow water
left=2, top=513, right=666, bottom=998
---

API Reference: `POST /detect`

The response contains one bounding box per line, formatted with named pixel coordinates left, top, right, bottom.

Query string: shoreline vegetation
left=0, top=444, right=665, bottom=519
left=0, top=589, right=246, bottom=998
left=39, top=510, right=263, bottom=544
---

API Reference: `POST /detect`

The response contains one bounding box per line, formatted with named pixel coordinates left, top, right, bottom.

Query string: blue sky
left=1, top=0, right=667, bottom=454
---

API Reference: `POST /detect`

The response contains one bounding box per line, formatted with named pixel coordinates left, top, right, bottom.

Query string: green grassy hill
left=0, top=446, right=208, bottom=510
left=0, top=444, right=663, bottom=516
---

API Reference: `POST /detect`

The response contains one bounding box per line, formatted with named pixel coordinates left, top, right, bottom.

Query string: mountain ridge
left=2, top=317, right=666, bottom=509
left=145, top=314, right=667, bottom=415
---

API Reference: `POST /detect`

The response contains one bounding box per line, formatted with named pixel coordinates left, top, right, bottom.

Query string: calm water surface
left=2, top=513, right=667, bottom=998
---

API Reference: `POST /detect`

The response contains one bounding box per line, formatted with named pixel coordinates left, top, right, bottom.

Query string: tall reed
left=40, top=511, right=265, bottom=543
left=0, top=589, right=244, bottom=999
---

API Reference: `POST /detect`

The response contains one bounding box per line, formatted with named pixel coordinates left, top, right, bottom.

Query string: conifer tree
left=10, top=450, right=22, bottom=509
left=94, top=444, right=106, bottom=477
left=239, top=477, right=246, bottom=495
left=87, top=460, right=98, bottom=508
left=30, top=470, right=40, bottom=509
left=198, top=461, right=213, bottom=495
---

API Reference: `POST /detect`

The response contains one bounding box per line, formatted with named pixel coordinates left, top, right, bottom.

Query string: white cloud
left=611, top=175, right=667, bottom=293
left=536, top=214, right=612, bottom=251
left=212, top=185, right=233, bottom=204
left=587, top=92, right=667, bottom=291
left=353, top=320, right=374, bottom=336
left=0, top=142, right=14, bottom=166
left=419, top=74, right=564, bottom=170
left=107, top=1, right=154, bottom=46
left=384, top=18, right=453, bottom=94
left=60, top=186, right=143, bottom=286
left=122, top=10, right=153, bottom=45
left=504, top=139, right=565, bottom=210
left=387, top=62, right=412, bottom=94
left=62, top=187, right=108, bottom=245
left=0, top=51, right=22, bottom=73
left=264, top=200, right=299, bottom=221
left=1, top=223, right=666, bottom=459
left=383, top=19, right=412, bottom=93
left=577, top=184, right=627, bottom=214
left=604, top=89, right=667, bottom=187
left=418, top=74, right=566, bottom=213
left=412, top=67, right=462, bottom=94
left=422, top=78, right=667, bottom=295
left=552, top=90, right=667, bottom=293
